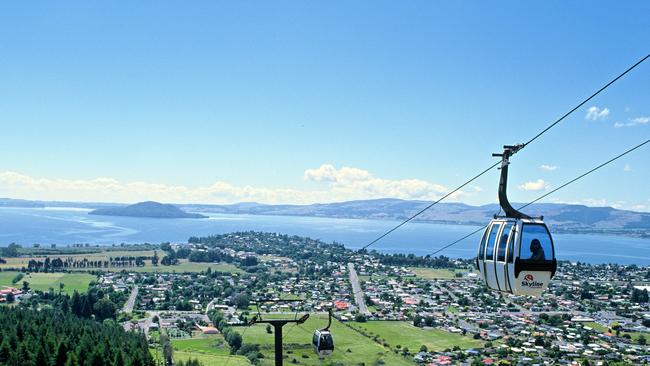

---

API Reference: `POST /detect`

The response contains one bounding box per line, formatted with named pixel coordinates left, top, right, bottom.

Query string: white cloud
left=624, top=164, right=632, bottom=172
left=585, top=106, right=610, bottom=121
left=540, top=164, right=558, bottom=171
left=518, top=179, right=548, bottom=191
left=0, top=165, right=456, bottom=205
left=304, top=164, right=451, bottom=201
left=614, top=116, right=650, bottom=128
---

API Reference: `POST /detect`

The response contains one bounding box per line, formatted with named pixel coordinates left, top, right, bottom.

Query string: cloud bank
left=0, top=165, right=458, bottom=205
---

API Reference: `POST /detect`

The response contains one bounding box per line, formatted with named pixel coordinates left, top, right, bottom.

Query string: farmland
left=0, top=249, right=243, bottom=274
left=0, top=271, right=95, bottom=295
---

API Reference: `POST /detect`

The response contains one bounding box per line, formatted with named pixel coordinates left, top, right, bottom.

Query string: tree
left=631, top=288, right=649, bottom=303
left=21, top=281, right=30, bottom=292
left=232, top=293, right=250, bottom=309
left=151, top=251, right=159, bottom=266
left=0, top=339, right=10, bottom=363
left=11, top=273, right=24, bottom=284
left=71, top=291, right=83, bottom=316
left=55, top=342, right=68, bottom=366
left=266, top=324, right=272, bottom=334
left=1, top=243, right=20, bottom=257
left=5, top=292, right=14, bottom=303
left=93, top=298, right=117, bottom=321
left=639, top=335, right=647, bottom=345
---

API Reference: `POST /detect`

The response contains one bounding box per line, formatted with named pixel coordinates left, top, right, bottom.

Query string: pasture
left=243, top=313, right=413, bottom=366
left=0, top=271, right=95, bottom=295
left=171, top=334, right=251, bottom=366
left=0, top=249, right=243, bottom=274
left=349, top=320, right=483, bottom=352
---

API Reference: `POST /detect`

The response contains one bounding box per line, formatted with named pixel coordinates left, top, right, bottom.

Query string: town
left=2, top=231, right=648, bottom=365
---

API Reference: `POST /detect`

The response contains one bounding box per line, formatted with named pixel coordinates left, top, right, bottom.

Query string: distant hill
left=181, top=198, right=650, bottom=237
left=2, top=197, right=649, bottom=237
left=0, top=198, right=45, bottom=208
left=89, top=201, right=207, bottom=219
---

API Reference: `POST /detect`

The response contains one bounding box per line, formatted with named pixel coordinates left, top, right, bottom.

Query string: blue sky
left=0, top=1, right=649, bottom=209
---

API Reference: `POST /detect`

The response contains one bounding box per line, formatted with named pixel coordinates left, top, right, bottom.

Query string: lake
left=0, top=207, right=649, bottom=265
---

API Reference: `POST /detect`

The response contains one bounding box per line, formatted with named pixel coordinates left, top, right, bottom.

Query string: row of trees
left=374, top=252, right=459, bottom=268
left=187, top=249, right=234, bottom=263
left=24, top=254, right=160, bottom=272
left=0, top=307, right=154, bottom=366
left=207, top=310, right=264, bottom=364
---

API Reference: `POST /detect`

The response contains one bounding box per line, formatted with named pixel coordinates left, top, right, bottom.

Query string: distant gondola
left=476, top=144, right=557, bottom=296
left=312, top=309, right=334, bottom=357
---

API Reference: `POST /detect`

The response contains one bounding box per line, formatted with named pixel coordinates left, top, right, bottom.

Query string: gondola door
left=482, top=222, right=502, bottom=290
left=494, top=222, right=514, bottom=292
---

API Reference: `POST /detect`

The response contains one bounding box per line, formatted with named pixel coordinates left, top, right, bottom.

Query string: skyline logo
left=521, top=273, right=543, bottom=288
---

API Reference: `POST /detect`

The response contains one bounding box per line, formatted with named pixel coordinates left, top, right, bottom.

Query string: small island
left=89, top=201, right=207, bottom=219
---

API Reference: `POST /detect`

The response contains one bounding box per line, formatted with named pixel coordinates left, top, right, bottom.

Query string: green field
left=174, top=351, right=251, bottom=366
left=172, top=334, right=251, bottom=366
left=130, top=261, right=243, bottom=274
left=349, top=321, right=483, bottom=352
left=0, top=271, right=95, bottom=295
left=408, top=267, right=465, bottom=280
left=0, top=250, right=243, bottom=274
left=0, top=250, right=157, bottom=270
left=243, top=313, right=413, bottom=366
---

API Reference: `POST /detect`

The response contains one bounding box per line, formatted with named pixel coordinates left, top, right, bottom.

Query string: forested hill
left=181, top=199, right=650, bottom=235
left=89, top=201, right=207, bottom=219
left=0, top=307, right=153, bottom=366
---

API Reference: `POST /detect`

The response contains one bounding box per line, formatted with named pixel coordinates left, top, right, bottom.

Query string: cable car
left=476, top=144, right=557, bottom=297
left=312, top=309, right=334, bottom=357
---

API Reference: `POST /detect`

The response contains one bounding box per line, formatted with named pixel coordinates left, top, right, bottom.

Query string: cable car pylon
left=247, top=300, right=310, bottom=366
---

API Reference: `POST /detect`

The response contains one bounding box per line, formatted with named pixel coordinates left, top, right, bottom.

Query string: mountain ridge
left=1, top=197, right=649, bottom=236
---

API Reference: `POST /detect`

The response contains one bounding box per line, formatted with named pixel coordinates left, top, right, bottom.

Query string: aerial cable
left=358, top=53, right=650, bottom=251
left=428, top=138, right=650, bottom=257
left=522, top=53, right=650, bottom=148
left=358, top=161, right=500, bottom=251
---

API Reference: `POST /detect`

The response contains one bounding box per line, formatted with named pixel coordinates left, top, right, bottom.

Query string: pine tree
left=0, top=339, right=10, bottom=363
left=71, top=291, right=82, bottom=316
left=55, top=342, right=68, bottom=366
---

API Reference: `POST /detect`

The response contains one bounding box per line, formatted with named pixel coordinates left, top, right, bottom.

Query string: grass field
left=0, top=250, right=157, bottom=270
left=172, top=333, right=251, bottom=366
left=0, top=271, right=95, bottom=295
left=243, top=313, right=413, bottom=366
left=174, top=351, right=251, bottom=366
left=407, top=267, right=466, bottom=280
left=130, top=260, right=244, bottom=274
left=0, top=250, right=243, bottom=274
left=349, top=321, right=483, bottom=352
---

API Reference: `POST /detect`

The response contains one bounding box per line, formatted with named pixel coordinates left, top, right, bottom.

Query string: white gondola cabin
left=477, top=218, right=556, bottom=296
left=476, top=144, right=557, bottom=297
left=312, top=329, right=334, bottom=357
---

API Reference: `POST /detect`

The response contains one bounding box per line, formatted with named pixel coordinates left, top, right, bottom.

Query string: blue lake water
left=0, top=207, right=649, bottom=265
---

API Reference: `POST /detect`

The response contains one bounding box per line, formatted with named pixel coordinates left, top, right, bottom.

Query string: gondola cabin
left=312, top=329, right=334, bottom=357
left=476, top=217, right=556, bottom=296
